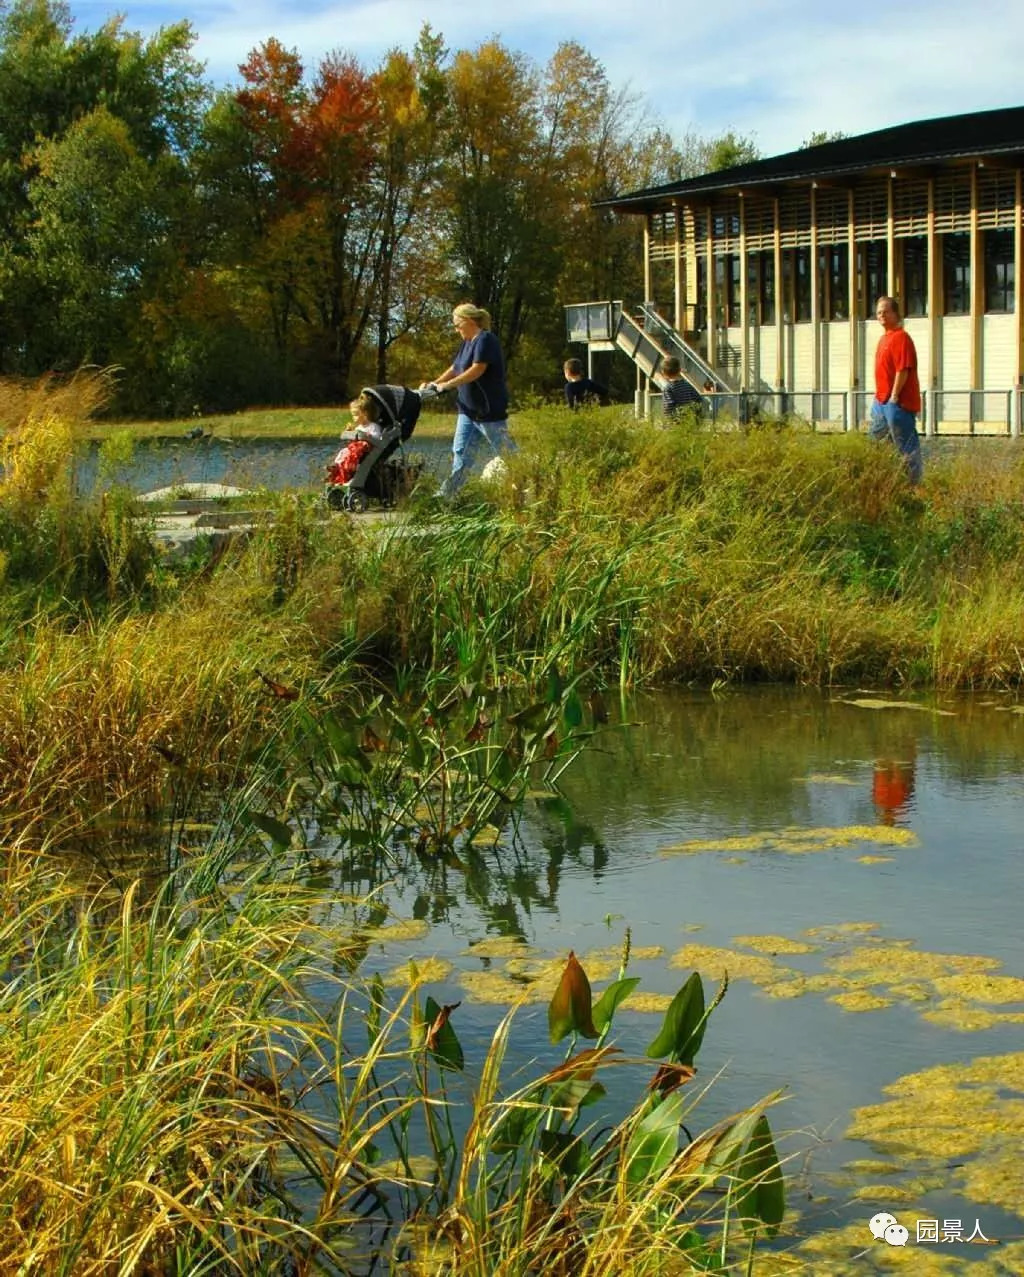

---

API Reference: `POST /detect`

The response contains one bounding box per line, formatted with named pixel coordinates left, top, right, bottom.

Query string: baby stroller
left=324, top=384, right=433, bottom=513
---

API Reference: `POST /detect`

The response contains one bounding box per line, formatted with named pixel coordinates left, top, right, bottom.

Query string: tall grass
left=0, top=844, right=787, bottom=1274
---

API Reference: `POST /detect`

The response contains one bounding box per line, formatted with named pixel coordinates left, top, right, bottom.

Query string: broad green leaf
left=646, top=971, right=707, bottom=1063
left=592, top=976, right=641, bottom=1032
left=249, top=811, right=293, bottom=850
left=734, top=1115, right=785, bottom=1237
left=702, top=1106, right=766, bottom=1181
left=548, top=951, right=598, bottom=1043
left=506, top=701, right=550, bottom=729
left=539, top=1128, right=590, bottom=1178
left=625, top=1091, right=684, bottom=1184
left=490, top=1091, right=544, bottom=1152
left=563, top=688, right=584, bottom=728
left=548, top=1077, right=606, bottom=1115
left=423, top=996, right=464, bottom=1072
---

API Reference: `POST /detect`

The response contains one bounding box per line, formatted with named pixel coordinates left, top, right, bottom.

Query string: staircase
left=563, top=300, right=735, bottom=394
left=617, top=304, right=734, bottom=393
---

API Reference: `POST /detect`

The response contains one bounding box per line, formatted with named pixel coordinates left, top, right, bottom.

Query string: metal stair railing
left=634, top=304, right=734, bottom=392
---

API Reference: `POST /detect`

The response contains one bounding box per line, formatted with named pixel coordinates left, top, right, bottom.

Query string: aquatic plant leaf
left=539, top=1128, right=589, bottom=1178
left=548, top=1076, right=606, bottom=1115
left=563, top=689, right=584, bottom=728
left=625, top=1091, right=684, bottom=1184
left=367, top=974, right=385, bottom=1045
left=540, top=1046, right=622, bottom=1087
left=423, top=996, right=464, bottom=1072
left=256, top=669, right=299, bottom=701
left=548, top=951, right=598, bottom=1043
left=506, top=701, right=551, bottom=729
left=649, top=1062, right=696, bottom=1097
left=249, top=811, right=293, bottom=850
left=646, top=972, right=706, bottom=1064
left=592, top=977, right=641, bottom=1031
left=734, top=1114, right=785, bottom=1237
left=490, top=1089, right=544, bottom=1152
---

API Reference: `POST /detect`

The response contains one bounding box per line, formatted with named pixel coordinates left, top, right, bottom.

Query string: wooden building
left=566, top=106, right=1024, bottom=434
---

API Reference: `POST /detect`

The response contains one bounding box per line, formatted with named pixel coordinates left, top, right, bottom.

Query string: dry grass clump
left=0, top=585, right=331, bottom=837
left=0, top=367, right=115, bottom=434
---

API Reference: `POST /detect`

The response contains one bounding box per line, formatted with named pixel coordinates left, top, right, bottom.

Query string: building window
left=859, top=242, right=887, bottom=317
left=758, top=251, right=775, bottom=323
left=695, top=256, right=707, bottom=330
left=819, top=245, right=849, bottom=320
left=943, top=234, right=970, bottom=315
left=729, top=254, right=741, bottom=326
left=903, top=237, right=927, bottom=317
left=985, top=229, right=1014, bottom=313
left=794, top=247, right=812, bottom=322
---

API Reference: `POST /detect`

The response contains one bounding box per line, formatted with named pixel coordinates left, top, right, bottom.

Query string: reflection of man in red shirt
left=872, top=758, right=916, bottom=826
left=870, top=296, right=923, bottom=483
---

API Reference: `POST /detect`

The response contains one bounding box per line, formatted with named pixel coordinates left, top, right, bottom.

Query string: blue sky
left=69, top=0, right=1024, bottom=158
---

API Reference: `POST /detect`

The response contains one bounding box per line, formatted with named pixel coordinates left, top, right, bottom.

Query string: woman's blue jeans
left=440, top=413, right=517, bottom=496
left=869, top=400, right=923, bottom=483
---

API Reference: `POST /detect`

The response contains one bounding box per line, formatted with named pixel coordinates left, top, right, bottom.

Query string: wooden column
left=848, top=189, right=858, bottom=390
left=673, top=199, right=684, bottom=333
left=739, top=194, right=749, bottom=390
left=706, top=206, right=717, bottom=369
left=1015, top=169, right=1023, bottom=413
left=886, top=173, right=896, bottom=294
left=643, top=215, right=652, bottom=303
left=774, top=197, right=784, bottom=389
left=927, top=177, right=940, bottom=395
left=970, top=165, right=982, bottom=392
left=810, top=185, right=820, bottom=400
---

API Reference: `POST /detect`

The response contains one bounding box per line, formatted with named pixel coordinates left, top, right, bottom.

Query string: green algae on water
left=661, top=825, right=918, bottom=856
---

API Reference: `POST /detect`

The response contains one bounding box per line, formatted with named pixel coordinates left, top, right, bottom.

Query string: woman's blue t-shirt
left=453, top=330, right=508, bottom=422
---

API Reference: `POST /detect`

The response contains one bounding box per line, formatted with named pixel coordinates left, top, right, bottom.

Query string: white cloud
left=70, top=0, right=1024, bottom=158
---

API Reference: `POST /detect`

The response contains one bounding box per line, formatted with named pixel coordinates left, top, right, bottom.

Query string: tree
left=666, top=129, right=761, bottom=180
left=801, top=129, right=848, bottom=148
left=0, top=0, right=207, bottom=374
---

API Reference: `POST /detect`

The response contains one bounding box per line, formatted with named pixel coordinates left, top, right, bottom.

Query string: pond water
left=75, top=435, right=451, bottom=494
left=341, top=685, right=1024, bottom=1265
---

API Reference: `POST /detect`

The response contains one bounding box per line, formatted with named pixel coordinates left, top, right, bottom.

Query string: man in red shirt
left=871, top=296, right=923, bottom=482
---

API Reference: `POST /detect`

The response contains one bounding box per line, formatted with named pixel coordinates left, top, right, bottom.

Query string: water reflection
left=75, top=436, right=449, bottom=494
left=353, top=685, right=1024, bottom=1253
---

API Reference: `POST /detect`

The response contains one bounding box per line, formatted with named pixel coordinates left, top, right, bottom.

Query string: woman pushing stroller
left=421, top=303, right=516, bottom=497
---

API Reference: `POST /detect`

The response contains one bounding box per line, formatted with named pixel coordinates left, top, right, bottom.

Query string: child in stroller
left=324, top=384, right=429, bottom=512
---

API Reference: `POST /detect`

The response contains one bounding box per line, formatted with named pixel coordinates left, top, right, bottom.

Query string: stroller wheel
left=348, top=489, right=368, bottom=514
left=326, top=487, right=346, bottom=511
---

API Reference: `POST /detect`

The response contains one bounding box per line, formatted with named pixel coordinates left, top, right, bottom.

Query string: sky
left=67, top=0, right=1024, bottom=160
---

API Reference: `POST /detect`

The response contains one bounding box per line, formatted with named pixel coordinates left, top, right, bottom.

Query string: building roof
left=602, top=104, right=1024, bottom=212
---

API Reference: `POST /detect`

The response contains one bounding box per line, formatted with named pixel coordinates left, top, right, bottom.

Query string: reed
left=0, top=843, right=787, bottom=1274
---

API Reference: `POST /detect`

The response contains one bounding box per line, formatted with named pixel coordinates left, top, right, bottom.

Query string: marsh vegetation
left=2, top=375, right=1024, bottom=1271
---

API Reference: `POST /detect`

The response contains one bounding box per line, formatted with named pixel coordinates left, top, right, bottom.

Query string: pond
left=75, top=434, right=452, bottom=494
left=334, top=684, right=1024, bottom=1267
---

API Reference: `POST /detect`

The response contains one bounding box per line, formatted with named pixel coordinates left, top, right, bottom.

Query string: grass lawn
left=89, top=404, right=460, bottom=442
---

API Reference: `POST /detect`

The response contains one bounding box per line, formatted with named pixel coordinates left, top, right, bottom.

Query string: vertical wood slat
left=706, top=205, right=717, bottom=369
left=643, top=215, right=652, bottom=302
left=848, top=189, right=858, bottom=390
left=927, top=177, right=940, bottom=398
left=810, top=185, right=820, bottom=395
left=739, top=194, right=749, bottom=390
left=774, top=197, right=783, bottom=389
left=970, top=165, right=982, bottom=391
left=886, top=173, right=895, bottom=295
left=673, top=199, right=683, bottom=333
left=1015, top=169, right=1023, bottom=433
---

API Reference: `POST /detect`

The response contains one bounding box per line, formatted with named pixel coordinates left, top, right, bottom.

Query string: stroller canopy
left=363, top=384, right=421, bottom=441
